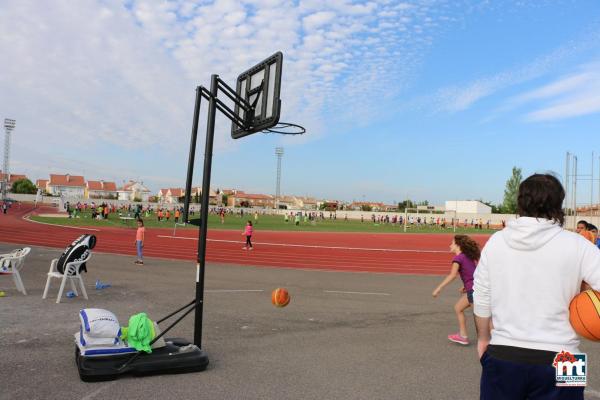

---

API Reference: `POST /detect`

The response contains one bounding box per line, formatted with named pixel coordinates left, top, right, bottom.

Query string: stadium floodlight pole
left=2, top=119, right=15, bottom=200
left=275, top=147, right=284, bottom=209
left=591, top=152, right=594, bottom=213
left=183, top=88, right=203, bottom=224
left=194, top=75, right=218, bottom=348
left=573, top=155, right=578, bottom=231
left=453, top=209, right=457, bottom=233
left=454, top=200, right=457, bottom=233
left=563, top=151, right=571, bottom=216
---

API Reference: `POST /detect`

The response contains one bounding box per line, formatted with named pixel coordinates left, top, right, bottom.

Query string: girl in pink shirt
left=135, top=219, right=145, bottom=265
left=242, top=220, right=253, bottom=250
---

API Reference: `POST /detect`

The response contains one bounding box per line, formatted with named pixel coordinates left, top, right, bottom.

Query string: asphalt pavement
left=1, top=243, right=599, bottom=400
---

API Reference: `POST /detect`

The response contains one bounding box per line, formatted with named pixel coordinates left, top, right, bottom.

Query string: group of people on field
left=433, top=174, right=600, bottom=399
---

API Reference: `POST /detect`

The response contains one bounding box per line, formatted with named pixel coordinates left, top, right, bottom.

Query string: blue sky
left=1, top=0, right=600, bottom=205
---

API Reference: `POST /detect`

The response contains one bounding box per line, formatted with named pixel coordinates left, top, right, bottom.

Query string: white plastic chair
left=42, top=253, right=90, bottom=303
left=0, top=247, right=31, bottom=295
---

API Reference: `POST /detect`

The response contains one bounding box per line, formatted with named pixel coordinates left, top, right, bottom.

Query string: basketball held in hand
left=569, top=289, right=600, bottom=341
left=272, top=288, right=290, bottom=307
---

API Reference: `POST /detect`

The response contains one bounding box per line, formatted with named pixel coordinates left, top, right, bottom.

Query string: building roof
left=279, top=195, right=296, bottom=203
left=36, top=179, right=48, bottom=188
left=193, top=187, right=218, bottom=197
left=296, top=196, right=317, bottom=204
left=87, top=180, right=117, bottom=191
left=168, top=188, right=184, bottom=197
left=120, top=180, right=150, bottom=192
left=236, top=193, right=273, bottom=200
left=49, top=174, right=86, bottom=187
left=0, top=171, right=27, bottom=184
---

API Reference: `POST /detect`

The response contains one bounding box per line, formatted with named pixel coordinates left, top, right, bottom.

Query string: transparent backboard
left=231, top=52, right=282, bottom=139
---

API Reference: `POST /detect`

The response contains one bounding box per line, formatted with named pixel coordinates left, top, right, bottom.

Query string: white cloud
left=0, top=0, right=463, bottom=187
left=523, top=63, right=600, bottom=121
left=303, top=11, right=337, bottom=31
left=426, top=30, right=600, bottom=114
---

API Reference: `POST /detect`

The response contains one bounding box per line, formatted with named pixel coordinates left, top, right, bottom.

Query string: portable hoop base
left=76, top=338, right=209, bottom=382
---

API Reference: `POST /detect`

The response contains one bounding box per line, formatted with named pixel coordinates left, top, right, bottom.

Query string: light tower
left=275, top=147, right=284, bottom=209
left=2, top=118, right=15, bottom=200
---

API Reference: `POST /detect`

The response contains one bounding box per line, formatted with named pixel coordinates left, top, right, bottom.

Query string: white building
left=158, top=188, right=184, bottom=204
left=118, top=181, right=151, bottom=202
left=86, top=180, right=118, bottom=199
left=47, top=174, right=86, bottom=197
left=445, top=200, right=492, bottom=214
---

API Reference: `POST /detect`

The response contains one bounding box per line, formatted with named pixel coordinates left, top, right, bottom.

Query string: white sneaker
left=249, top=247, right=253, bottom=251
left=242, top=247, right=247, bottom=250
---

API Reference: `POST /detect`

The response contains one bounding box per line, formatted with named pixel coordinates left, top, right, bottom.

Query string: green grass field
left=30, top=211, right=497, bottom=234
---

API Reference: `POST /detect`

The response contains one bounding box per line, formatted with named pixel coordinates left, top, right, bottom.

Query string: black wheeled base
left=76, top=338, right=209, bottom=382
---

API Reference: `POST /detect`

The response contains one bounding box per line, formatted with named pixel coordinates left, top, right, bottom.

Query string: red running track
left=0, top=205, right=491, bottom=275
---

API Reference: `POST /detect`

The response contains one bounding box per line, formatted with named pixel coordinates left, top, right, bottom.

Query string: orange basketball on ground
left=569, top=289, right=600, bottom=341
left=272, top=288, right=290, bottom=307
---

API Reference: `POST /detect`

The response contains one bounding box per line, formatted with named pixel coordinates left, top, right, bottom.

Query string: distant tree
left=222, top=194, right=228, bottom=205
left=502, top=167, right=523, bottom=214
left=480, top=199, right=502, bottom=214
left=11, top=178, right=37, bottom=194
left=319, top=202, right=338, bottom=211
left=360, top=204, right=372, bottom=211
left=398, top=200, right=416, bottom=210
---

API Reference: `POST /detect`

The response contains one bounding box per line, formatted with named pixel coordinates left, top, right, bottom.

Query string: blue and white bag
left=79, top=309, right=120, bottom=339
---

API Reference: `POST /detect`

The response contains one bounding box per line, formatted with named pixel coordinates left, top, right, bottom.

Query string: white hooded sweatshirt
left=473, top=217, right=600, bottom=353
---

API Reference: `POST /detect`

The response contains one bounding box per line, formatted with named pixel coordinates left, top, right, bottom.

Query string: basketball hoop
left=263, top=122, right=305, bottom=135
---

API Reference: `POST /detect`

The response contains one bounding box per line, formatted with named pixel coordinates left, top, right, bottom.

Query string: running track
left=0, top=205, right=491, bottom=275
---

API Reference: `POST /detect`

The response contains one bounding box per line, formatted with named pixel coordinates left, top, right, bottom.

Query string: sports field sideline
left=4, top=205, right=488, bottom=275
left=30, top=209, right=498, bottom=234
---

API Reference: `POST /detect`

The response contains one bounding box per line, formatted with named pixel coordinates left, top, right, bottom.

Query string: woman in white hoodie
left=474, top=174, right=600, bottom=399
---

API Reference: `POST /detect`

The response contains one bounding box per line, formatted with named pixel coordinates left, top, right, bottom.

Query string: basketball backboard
left=231, top=52, right=282, bottom=139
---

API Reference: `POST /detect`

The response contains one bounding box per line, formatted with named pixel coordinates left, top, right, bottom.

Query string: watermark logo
left=554, top=351, right=587, bottom=387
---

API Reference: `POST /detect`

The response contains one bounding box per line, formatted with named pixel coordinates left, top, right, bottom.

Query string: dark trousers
left=480, top=352, right=584, bottom=400
left=245, top=235, right=252, bottom=248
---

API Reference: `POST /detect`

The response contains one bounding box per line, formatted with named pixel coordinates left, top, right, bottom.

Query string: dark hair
left=517, top=174, right=565, bottom=226
left=587, top=223, right=597, bottom=232
left=577, top=220, right=589, bottom=228
left=137, top=219, right=144, bottom=226
left=247, top=220, right=252, bottom=226
left=454, top=235, right=480, bottom=261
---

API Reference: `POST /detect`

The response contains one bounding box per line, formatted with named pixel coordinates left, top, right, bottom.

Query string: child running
left=134, top=219, right=145, bottom=265
left=432, top=234, right=480, bottom=345
left=242, top=220, right=253, bottom=250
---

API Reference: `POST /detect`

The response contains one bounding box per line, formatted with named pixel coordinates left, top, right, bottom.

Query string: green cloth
left=125, top=313, right=155, bottom=353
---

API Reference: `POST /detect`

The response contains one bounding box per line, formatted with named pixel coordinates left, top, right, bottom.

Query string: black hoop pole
left=194, top=74, right=218, bottom=347
left=183, top=87, right=203, bottom=223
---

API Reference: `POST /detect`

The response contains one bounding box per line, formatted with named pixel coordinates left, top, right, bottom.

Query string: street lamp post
left=2, top=118, right=16, bottom=200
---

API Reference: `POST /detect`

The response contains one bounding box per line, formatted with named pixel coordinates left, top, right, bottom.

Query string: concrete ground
left=1, top=243, right=599, bottom=400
